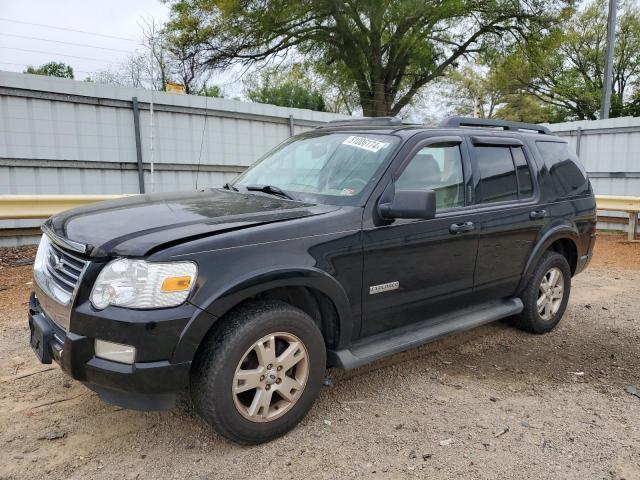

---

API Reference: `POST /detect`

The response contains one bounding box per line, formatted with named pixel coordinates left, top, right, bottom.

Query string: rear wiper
left=222, top=182, right=238, bottom=191
left=245, top=184, right=294, bottom=200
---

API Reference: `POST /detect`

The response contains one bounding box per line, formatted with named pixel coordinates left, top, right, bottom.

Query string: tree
left=164, top=21, right=212, bottom=94
left=164, top=0, right=568, bottom=117
left=500, top=0, right=640, bottom=120
left=200, top=85, right=224, bottom=97
left=84, top=16, right=216, bottom=94
left=442, top=66, right=503, bottom=119
left=25, top=62, right=74, bottom=79
left=244, top=65, right=326, bottom=111
left=435, top=60, right=556, bottom=123
left=495, top=94, right=559, bottom=123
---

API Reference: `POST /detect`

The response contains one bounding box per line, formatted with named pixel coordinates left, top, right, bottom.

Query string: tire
left=513, top=251, right=572, bottom=334
left=190, top=300, right=326, bottom=444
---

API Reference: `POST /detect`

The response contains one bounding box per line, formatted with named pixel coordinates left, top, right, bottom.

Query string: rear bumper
left=28, top=292, right=191, bottom=410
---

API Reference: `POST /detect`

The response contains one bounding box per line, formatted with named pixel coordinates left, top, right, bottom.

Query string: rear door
left=467, top=136, right=546, bottom=300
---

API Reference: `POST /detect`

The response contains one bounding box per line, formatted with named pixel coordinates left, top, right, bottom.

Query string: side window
left=536, top=141, right=590, bottom=198
left=475, top=146, right=518, bottom=203
left=512, top=147, right=533, bottom=197
left=395, top=143, right=465, bottom=210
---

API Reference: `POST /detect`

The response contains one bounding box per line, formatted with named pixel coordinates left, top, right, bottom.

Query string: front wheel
left=190, top=300, right=326, bottom=444
left=513, top=251, right=572, bottom=334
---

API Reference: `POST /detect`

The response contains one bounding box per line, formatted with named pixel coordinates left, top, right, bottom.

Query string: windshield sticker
left=342, top=136, right=388, bottom=153
left=341, top=188, right=356, bottom=196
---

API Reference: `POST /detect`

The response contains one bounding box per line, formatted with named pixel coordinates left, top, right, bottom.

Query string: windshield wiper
left=222, top=182, right=238, bottom=191
left=245, top=184, right=294, bottom=200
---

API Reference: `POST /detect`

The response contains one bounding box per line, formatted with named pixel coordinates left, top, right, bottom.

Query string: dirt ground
left=1, top=234, right=639, bottom=479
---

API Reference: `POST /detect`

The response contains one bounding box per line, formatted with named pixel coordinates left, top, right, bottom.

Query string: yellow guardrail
left=596, top=195, right=640, bottom=241
left=0, top=195, right=128, bottom=220
left=0, top=193, right=638, bottom=240
left=596, top=195, right=640, bottom=212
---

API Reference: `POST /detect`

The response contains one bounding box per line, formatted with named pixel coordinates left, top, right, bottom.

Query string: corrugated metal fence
left=1, top=70, right=639, bottom=245
left=0, top=71, right=347, bottom=245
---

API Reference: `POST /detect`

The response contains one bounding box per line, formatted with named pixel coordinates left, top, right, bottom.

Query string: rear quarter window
left=536, top=141, right=590, bottom=198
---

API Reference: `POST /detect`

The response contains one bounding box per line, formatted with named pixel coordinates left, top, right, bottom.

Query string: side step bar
left=328, top=297, right=523, bottom=370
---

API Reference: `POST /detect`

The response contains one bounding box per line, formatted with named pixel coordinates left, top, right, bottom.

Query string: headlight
left=90, top=259, right=197, bottom=310
left=33, top=234, right=51, bottom=278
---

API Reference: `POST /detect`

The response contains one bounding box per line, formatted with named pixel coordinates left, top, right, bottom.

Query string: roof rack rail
left=439, top=116, right=550, bottom=135
left=318, top=116, right=404, bottom=128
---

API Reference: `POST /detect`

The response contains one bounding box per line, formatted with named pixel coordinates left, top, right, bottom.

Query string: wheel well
left=548, top=238, right=577, bottom=275
left=247, top=286, right=341, bottom=349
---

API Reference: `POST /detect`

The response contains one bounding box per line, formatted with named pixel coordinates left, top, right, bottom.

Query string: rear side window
left=512, top=147, right=533, bottom=197
left=475, top=145, right=535, bottom=204
left=475, top=146, right=518, bottom=203
left=536, top=141, right=590, bottom=198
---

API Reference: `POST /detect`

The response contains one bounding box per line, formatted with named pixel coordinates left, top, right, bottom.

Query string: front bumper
left=28, top=292, right=193, bottom=410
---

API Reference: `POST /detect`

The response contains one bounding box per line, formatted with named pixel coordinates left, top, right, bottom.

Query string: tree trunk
left=360, top=91, right=392, bottom=116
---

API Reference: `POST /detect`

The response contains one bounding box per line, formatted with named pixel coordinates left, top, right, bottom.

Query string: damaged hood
left=45, top=189, right=335, bottom=257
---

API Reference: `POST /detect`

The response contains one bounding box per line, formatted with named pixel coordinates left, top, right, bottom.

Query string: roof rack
left=318, top=116, right=404, bottom=128
left=439, top=116, right=550, bottom=135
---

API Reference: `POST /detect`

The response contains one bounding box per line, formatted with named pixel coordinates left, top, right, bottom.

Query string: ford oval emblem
left=50, top=252, right=64, bottom=271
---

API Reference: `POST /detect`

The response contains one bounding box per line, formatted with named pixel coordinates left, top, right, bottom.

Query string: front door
left=360, top=136, right=479, bottom=338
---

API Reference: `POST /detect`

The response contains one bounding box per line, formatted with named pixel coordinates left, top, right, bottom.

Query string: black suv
left=28, top=116, right=596, bottom=444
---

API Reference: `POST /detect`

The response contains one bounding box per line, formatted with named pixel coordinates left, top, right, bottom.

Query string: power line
left=0, top=32, right=137, bottom=53
left=0, top=17, right=140, bottom=43
left=0, top=46, right=124, bottom=64
left=0, top=61, right=95, bottom=77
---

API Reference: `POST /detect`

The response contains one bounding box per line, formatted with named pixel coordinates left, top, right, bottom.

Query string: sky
left=0, top=0, right=170, bottom=79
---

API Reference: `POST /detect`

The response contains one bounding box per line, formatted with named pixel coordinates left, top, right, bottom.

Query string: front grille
left=45, top=241, right=88, bottom=294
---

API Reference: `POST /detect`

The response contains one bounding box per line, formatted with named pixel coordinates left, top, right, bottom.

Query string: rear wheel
left=513, top=251, right=571, bottom=334
left=190, top=300, right=326, bottom=444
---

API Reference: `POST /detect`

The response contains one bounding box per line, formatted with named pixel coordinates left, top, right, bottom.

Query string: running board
left=328, top=297, right=523, bottom=370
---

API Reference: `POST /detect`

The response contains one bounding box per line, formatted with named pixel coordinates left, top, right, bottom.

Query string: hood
left=45, top=189, right=336, bottom=257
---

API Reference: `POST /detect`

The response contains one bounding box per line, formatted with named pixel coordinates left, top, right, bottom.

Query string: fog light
left=95, top=339, right=136, bottom=364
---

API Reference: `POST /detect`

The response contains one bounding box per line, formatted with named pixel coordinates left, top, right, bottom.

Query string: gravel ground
left=1, top=234, right=639, bottom=480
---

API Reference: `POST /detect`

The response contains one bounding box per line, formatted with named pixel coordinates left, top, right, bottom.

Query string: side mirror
left=378, top=188, right=436, bottom=220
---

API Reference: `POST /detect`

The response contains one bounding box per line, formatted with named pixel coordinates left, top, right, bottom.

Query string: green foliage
left=165, top=0, right=567, bottom=116
left=247, top=82, right=326, bottom=111
left=442, top=66, right=503, bottom=119
left=25, top=62, right=74, bottom=79
left=497, top=0, right=640, bottom=120
left=199, top=85, right=224, bottom=97
left=495, top=95, right=561, bottom=123
left=244, top=65, right=326, bottom=111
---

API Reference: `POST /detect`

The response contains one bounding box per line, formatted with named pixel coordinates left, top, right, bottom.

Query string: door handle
left=449, top=221, right=475, bottom=234
left=530, top=209, right=547, bottom=220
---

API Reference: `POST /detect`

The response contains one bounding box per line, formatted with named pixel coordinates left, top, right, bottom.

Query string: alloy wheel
left=232, top=332, right=309, bottom=422
left=537, top=267, right=565, bottom=321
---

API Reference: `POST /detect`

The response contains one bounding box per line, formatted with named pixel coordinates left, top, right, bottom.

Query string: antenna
left=195, top=90, right=209, bottom=190
left=149, top=47, right=155, bottom=193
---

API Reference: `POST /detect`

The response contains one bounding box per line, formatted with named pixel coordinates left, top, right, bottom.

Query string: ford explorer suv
left=28, top=116, right=596, bottom=444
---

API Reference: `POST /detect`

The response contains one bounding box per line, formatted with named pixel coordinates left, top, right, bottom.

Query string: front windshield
left=233, top=132, right=399, bottom=204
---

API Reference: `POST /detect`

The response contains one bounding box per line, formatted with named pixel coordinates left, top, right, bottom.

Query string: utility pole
left=600, top=0, right=617, bottom=119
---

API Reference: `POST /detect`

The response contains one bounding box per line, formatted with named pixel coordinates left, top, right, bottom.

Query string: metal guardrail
left=596, top=195, right=640, bottom=241
left=595, top=195, right=640, bottom=212
left=0, top=195, right=128, bottom=220
left=0, top=194, right=638, bottom=240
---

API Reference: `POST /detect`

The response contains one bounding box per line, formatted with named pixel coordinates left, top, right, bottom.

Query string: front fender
left=517, top=224, right=580, bottom=292
left=171, top=267, right=353, bottom=363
